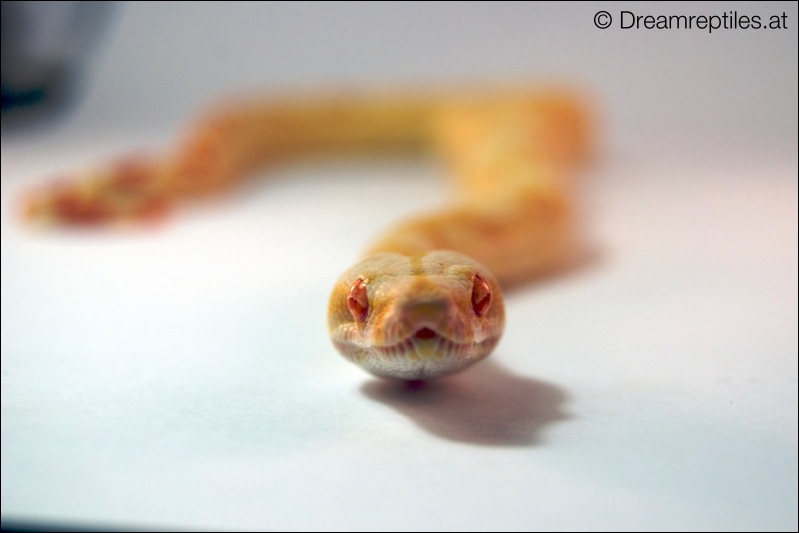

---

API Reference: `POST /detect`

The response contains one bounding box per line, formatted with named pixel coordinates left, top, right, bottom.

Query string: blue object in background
left=1, top=0, right=117, bottom=122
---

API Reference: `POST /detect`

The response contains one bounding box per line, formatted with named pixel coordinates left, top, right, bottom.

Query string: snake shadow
left=360, top=360, right=570, bottom=447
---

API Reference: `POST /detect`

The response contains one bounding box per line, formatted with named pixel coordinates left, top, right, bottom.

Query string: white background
left=2, top=2, right=797, bottom=530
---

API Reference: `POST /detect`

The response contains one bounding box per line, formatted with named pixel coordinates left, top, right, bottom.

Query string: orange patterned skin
left=20, top=88, right=592, bottom=380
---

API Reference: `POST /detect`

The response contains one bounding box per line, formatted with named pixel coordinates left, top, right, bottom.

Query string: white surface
left=2, top=2, right=797, bottom=531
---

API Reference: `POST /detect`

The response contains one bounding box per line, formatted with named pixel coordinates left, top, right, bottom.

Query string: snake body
left=22, top=88, right=592, bottom=380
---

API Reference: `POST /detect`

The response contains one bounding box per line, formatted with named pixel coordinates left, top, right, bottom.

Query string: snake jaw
left=344, top=324, right=500, bottom=380
left=382, top=327, right=445, bottom=361
left=409, top=328, right=452, bottom=362
left=370, top=332, right=499, bottom=380
left=330, top=316, right=500, bottom=380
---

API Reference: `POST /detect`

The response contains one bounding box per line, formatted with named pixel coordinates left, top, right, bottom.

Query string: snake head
left=328, top=251, right=505, bottom=380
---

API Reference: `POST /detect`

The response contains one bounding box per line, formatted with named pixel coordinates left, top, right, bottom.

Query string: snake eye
left=471, top=273, right=492, bottom=317
left=347, top=277, right=369, bottom=322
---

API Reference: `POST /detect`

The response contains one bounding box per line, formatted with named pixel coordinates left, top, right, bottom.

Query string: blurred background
left=1, top=2, right=797, bottom=530
left=3, top=2, right=797, bottom=156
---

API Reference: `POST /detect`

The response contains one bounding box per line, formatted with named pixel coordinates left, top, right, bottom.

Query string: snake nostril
left=414, top=327, right=438, bottom=340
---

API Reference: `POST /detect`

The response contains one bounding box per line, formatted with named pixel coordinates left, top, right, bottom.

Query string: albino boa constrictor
left=22, top=88, right=592, bottom=380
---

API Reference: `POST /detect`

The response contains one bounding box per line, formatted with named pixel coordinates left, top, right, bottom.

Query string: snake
left=21, top=87, right=592, bottom=380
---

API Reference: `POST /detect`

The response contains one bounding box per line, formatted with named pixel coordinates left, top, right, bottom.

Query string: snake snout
left=401, top=297, right=454, bottom=333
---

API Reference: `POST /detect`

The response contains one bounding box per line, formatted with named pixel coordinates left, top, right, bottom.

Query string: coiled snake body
left=23, top=88, right=592, bottom=380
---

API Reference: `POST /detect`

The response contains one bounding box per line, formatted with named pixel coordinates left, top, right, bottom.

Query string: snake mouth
left=374, top=327, right=463, bottom=362
left=364, top=327, right=498, bottom=380
left=410, top=327, right=443, bottom=360
left=414, top=327, right=438, bottom=340
left=332, top=325, right=499, bottom=380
